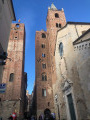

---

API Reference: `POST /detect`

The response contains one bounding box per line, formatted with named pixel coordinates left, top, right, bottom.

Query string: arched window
left=16, top=24, right=20, bottom=28
left=56, top=23, right=61, bottom=28
left=59, top=42, right=63, bottom=57
left=55, top=13, right=59, bottom=18
left=42, top=73, right=47, bottom=81
left=9, top=73, right=14, bottom=82
left=42, top=33, right=46, bottom=38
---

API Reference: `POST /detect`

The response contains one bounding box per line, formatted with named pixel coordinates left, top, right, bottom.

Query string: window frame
left=42, top=63, right=46, bottom=69
left=42, top=73, right=47, bottom=81
left=56, top=23, right=58, bottom=27
left=55, top=13, right=59, bottom=18
left=41, top=44, right=45, bottom=48
left=16, top=24, right=20, bottom=28
left=59, top=42, right=63, bottom=57
left=9, top=73, right=14, bottom=82
left=42, top=53, right=45, bottom=57
left=59, top=23, right=61, bottom=28
left=42, top=33, right=46, bottom=38
left=42, top=89, right=46, bottom=97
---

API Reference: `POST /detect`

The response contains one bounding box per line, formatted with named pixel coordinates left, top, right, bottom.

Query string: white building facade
left=53, top=22, right=90, bottom=120
left=0, top=0, right=16, bottom=83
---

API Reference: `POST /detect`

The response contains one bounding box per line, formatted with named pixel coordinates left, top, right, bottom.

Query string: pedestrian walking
left=11, top=112, right=17, bottom=120
left=39, top=114, right=43, bottom=120
left=8, top=114, right=13, bottom=120
left=51, top=113, right=56, bottom=120
left=31, top=115, right=35, bottom=120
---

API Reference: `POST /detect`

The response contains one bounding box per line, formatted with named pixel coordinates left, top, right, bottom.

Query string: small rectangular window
left=56, top=23, right=58, bottom=27
left=59, top=24, right=61, bottom=28
left=42, top=75, right=44, bottom=81
left=14, top=37, right=18, bottom=39
left=48, top=102, right=50, bottom=106
left=9, top=73, right=14, bottom=82
left=42, top=64, right=46, bottom=69
left=42, top=53, right=45, bottom=57
left=42, top=89, right=46, bottom=97
left=42, top=74, right=47, bottom=81
left=41, top=44, right=45, bottom=48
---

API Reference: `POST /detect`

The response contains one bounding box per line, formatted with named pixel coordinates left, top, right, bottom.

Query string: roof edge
left=73, top=28, right=90, bottom=45
left=10, top=0, right=16, bottom=21
left=67, top=21, right=90, bottom=25
left=57, top=21, right=90, bottom=32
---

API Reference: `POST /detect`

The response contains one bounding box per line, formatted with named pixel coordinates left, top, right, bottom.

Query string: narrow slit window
left=56, top=23, right=58, bottom=27
left=48, top=102, right=50, bottom=106
left=41, top=44, right=45, bottom=48
left=42, top=89, right=46, bottom=97
left=59, top=24, right=61, bottom=28
left=9, top=73, right=14, bottom=82
left=59, top=42, right=63, bottom=57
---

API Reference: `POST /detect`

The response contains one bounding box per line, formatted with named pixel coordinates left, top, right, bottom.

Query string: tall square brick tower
left=35, top=4, right=66, bottom=117
left=0, top=23, right=26, bottom=119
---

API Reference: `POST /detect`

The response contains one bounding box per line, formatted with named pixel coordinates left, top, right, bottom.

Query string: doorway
left=44, top=108, right=51, bottom=115
left=67, top=94, right=76, bottom=120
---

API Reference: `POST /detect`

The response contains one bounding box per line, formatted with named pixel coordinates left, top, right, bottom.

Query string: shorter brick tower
left=35, top=4, right=66, bottom=118
left=35, top=30, right=54, bottom=117
left=0, top=23, right=26, bottom=119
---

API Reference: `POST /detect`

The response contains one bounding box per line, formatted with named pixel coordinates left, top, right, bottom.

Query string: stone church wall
left=53, top=24, right=90, bottom=120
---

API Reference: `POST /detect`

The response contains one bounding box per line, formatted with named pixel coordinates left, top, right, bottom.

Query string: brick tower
left=0, top=23, right=26, bottom=119
left=35, top=4, right=66, bottom=118
left=46, top=4, right=66, bottom=84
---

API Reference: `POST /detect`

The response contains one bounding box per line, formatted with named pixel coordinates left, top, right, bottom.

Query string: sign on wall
left=0, top=83, right=6, bottom=93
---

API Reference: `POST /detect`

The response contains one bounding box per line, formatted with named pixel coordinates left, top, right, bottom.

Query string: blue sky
left=13, top=0, right=90, bottom=94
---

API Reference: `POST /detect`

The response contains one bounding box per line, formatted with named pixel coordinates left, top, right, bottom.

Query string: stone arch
left=55, top=13, right=59, bottom=18
left=42, top=33, right=46, bottom=38
left=44, top=108, right=51, bottom=115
